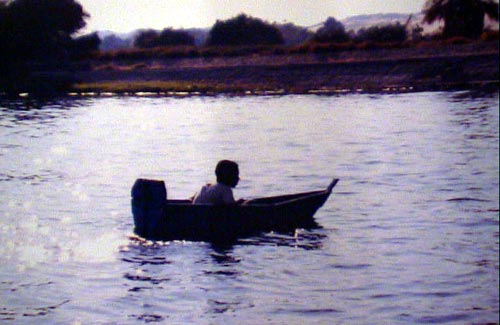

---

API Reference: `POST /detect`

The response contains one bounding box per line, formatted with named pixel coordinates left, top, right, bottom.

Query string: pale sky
left=78, top=0, right=427, bottom=33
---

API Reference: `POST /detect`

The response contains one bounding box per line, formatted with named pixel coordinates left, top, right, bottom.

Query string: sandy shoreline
left=71, top=41, right=499, bottom=95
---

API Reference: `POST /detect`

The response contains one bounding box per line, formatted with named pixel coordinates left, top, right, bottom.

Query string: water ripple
left=415, top=313, right=470, bottom=324
left=447, top=197, right=490, bottom=202
left=123, top=272, right=171, bottom=285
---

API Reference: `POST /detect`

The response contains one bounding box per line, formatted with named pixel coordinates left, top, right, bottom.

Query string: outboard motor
left=131, top=179, right=167, bottom=238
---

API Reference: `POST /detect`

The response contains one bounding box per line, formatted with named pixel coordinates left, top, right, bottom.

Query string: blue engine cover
left=131, top=179, right=167, bottom=238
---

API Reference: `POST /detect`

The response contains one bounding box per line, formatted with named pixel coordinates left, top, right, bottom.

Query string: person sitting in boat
left=192, top=160, right=243, bottom=205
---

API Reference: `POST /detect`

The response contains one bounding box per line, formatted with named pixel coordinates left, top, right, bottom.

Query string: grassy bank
left=70, top=80, right=286, bottom=96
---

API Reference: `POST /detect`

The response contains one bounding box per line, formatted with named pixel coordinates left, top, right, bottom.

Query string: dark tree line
left=117, top=1, right=500, bottom=53
left=131, top=14, right=285, bottom=49
left=311, top=17, right=408, bottom=43
left=128, top=0, right=499, bottom=51
left=128, top=0, right=498, bottom=52
left=2, top=0, right=498, bottom=60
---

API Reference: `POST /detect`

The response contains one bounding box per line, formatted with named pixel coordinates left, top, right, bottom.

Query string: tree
left=8, top=0, right=88, bottom=35
left=206, top=14, right=284, bottom=46
left=1, top=0, right=90, bottom=94
left=423, top=0, right=499, bottom=39
left=356, top=23, right=408, bottom=43
left=1, top=0, right=89, bottom=59
left=313, top=17, right=350, bottom=43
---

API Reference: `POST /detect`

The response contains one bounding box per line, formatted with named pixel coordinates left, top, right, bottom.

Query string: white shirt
left=192, top=183, right=235, bottom=205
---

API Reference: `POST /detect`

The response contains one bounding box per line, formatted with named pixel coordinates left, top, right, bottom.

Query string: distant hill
left=342, top=13, right=416, bottom=31
left=340, top=12, right=440, bottom=34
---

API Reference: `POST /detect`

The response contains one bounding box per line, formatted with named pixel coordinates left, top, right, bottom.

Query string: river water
left=0, top=91, right=498, bottom=324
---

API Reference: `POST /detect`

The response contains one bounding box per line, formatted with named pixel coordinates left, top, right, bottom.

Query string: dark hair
left=215, top=160, right=239, bottom=187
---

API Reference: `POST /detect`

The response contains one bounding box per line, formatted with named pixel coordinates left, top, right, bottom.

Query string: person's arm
left=226, top=192, right=247, bottom=205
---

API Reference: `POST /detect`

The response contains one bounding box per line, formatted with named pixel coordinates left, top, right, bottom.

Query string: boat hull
left=131, top=179, right=338, bottom=241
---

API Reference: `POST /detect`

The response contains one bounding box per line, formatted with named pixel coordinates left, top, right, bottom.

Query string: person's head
left=215, top=160, right=239, bottom=188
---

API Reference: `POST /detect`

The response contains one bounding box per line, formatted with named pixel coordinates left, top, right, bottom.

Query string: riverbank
left=72, top=42, right=498, bottom=96
left=3, top=41, right=498, bottom=97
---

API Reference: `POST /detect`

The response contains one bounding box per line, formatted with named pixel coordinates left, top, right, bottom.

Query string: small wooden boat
left=131, top=178, right=339, bottom=242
